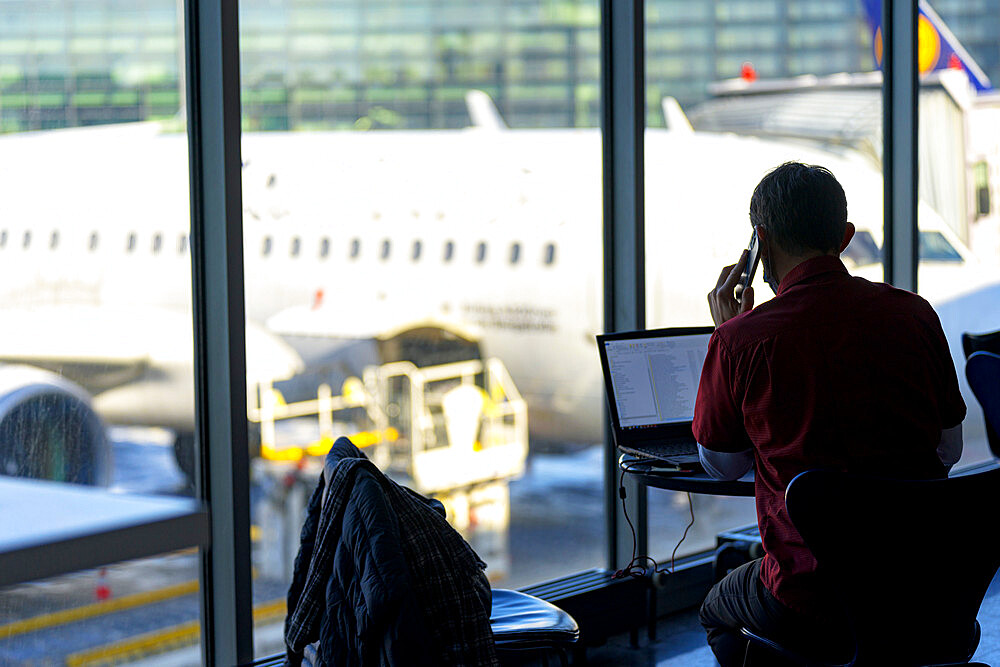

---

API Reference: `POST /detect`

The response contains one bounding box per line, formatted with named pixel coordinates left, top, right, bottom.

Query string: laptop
left=597, top=326, right=714, bottom=465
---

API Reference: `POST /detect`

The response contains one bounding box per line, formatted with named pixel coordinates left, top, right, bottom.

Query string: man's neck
left=772, top=250, right=836, bottom=286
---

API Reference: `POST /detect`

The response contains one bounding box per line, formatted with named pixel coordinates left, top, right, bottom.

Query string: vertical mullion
left=882, top=0, right=919, bottom=291
left=601, top=0, right=647, bottom=570
left=185, top=0, right=253, bottom=664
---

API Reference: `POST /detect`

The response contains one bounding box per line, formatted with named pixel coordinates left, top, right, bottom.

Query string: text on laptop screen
left=604, top=333, right=711, bottom=428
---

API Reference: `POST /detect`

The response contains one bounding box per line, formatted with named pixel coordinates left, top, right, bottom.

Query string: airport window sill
left=0, top=476, right=209, bottom=587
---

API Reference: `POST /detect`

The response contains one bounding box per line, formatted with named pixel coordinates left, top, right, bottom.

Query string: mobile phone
left=736, top=230, right=760, bottom=303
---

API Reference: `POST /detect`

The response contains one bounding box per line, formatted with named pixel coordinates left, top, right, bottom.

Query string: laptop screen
left=602, top=330, right=712, bottom=429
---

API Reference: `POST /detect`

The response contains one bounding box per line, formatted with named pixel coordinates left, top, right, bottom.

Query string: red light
left=948, top=53, right=963, bottom=70
left=312, top=288, right=324, bottom=310
left=740, top=61, right=758, bottom=82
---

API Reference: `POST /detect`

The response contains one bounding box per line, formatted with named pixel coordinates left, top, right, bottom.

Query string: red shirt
left=692, top=255, right=966, bottom=614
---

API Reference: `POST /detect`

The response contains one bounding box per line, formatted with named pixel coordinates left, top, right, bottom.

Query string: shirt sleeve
left=937, top=424, right=963, bottom=468
left=698, top=443, right=753, bottom=480
left=692, top=331, right=754, bottom=453
left=921, top=306, right=967, bottom=429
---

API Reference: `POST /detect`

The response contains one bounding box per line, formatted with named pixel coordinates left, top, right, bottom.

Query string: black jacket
left=284, top=438, right=498, bottom=666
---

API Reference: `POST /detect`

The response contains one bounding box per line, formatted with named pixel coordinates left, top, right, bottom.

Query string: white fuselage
left=0, top=123, right=993, bottom=449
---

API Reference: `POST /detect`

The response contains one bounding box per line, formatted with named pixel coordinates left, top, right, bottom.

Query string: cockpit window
left=919, top=231, right=963, bottom=262
left=842, top=230, right=881, bottom=268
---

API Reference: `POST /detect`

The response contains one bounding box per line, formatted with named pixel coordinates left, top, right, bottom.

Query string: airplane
left=0, top=89, right=993, bottom=490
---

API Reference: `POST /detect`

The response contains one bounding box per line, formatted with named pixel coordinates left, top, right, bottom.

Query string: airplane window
left=510, top=242, right=521, bottom=264
left=841, top=230, right=881, bottom=267
left=349, top=238, right=361, bottom=259
left=178, top=234, right=188, bottom=254
left=22, top=231, right=31, bottom=249
left=126, top=232, right=137, bottom=252
left=544, top=242, right=556, bottom=265
left=89, top=232, right=99, bottom=251
left=412, top=239, right=422, bottom=261
left=262, top=236, right=273, bottom=256
left=319, top=237, right=330, bottom=258
left=152, top=233, right=163, bottom=254
left=49, top=230, right=59, bottom=249
left=919, top=231, right=964, bottom=262
left=443, top=240, right=455, bottom=262
left=475, top=241, right=487, bottom=263
left=381, top=239, right=391, bottom=260
left=0, top=230, right=6, bottom=248
left=290, top=236, right=301, bottom=257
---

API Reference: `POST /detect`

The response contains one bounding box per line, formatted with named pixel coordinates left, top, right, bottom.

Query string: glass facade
left=1, top=0, right=997, bottom=133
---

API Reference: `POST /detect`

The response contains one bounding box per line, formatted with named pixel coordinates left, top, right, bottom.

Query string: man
left=693, top=162, right=966, bottom=666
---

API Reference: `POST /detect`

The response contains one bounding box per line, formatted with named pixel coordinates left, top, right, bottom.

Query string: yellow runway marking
left=64, top=599, right=286, bottom=667
left=0, top=580, right=199, bottom=640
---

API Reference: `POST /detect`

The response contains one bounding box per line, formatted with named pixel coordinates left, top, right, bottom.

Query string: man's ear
left=754, top=225, right=769, bottom=257
left=838, top=222, right=856, bottom=253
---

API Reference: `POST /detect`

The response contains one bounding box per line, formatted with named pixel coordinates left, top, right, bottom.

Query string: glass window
left=509, top=242, right=521, bottom=264
left=241, top=2, right=604, bottom=629
left=319, top=236, right=331, bottom=258
left=178, top=234, right=188, bottom=254
left=645, top=0, right=883, bottom=562
left=0, top=4, right=202, bottom=662
left=262, top=236, right=273, bottom=256
left=0, top=230, right=7, bottom=248
left=152, top=232, right=163, bottom=254
left=543, top=242, right=556, bottom=265
left=920, top=62, right=1000, bottom=470
left=291, top=236, right=301, bottom=257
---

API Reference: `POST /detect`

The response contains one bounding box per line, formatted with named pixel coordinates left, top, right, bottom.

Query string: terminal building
left=1, top=0, right=999, bottom=131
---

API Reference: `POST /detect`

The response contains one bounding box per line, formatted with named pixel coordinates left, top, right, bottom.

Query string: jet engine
left=0, top=365, right=110, bottom=486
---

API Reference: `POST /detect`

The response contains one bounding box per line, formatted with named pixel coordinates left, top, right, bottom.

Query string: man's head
left=749, top=161, right=848, bottom=256
left=749, top=162, right=854, bottom=293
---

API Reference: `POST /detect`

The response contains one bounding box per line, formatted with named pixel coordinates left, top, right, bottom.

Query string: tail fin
left=862, top=0, right=992, bottom=92
left=661, top=97, right=693, bottom=133
left=465, top=90, right=508, bottom=130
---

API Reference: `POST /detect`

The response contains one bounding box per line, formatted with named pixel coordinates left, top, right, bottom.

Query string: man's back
left=694, top=255, right=966, bottom=612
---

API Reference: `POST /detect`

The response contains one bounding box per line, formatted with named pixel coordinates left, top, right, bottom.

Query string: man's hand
left=708, top=250, right=754, bottom=327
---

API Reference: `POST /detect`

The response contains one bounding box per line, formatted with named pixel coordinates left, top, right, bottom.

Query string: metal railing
left=248, top=357, right=528, bottom=493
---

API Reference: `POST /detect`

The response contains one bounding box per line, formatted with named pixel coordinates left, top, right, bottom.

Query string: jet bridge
left=247, top=323, right=528, bottom=581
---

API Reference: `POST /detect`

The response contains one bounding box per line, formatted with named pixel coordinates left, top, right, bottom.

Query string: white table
left=0, top=476, right=209, bottom=587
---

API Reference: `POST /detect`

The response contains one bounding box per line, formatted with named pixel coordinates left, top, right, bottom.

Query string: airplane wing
left=0, top=305, right=156, bottom=394
left=0, top=304, right=303, bottom=396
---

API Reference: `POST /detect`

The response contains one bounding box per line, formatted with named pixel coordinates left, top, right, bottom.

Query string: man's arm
left=698, top=443, right=753, bottom=481
left=937, top=423, right=963, bottom=471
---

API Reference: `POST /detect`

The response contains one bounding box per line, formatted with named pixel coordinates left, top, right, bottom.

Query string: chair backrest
left=963, top=331, right=1000, bottom=458
left=785, top=468, right=1000, bottom=666
left=962, top=330, right=1000, bottom=360
left=967, top=351, right=1000, bottom=435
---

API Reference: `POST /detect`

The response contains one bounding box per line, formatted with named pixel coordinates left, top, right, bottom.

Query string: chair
left=963, top=330, right=1000, bottom=458
left=967, top=351, right=1000, bottom=439
left=490, top=588, right=580, bottom=665
left=740, top=467, right=1000, bottom=666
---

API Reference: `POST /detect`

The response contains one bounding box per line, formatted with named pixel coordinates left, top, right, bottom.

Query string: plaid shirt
left=285, top=438, right=498, bottom=666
